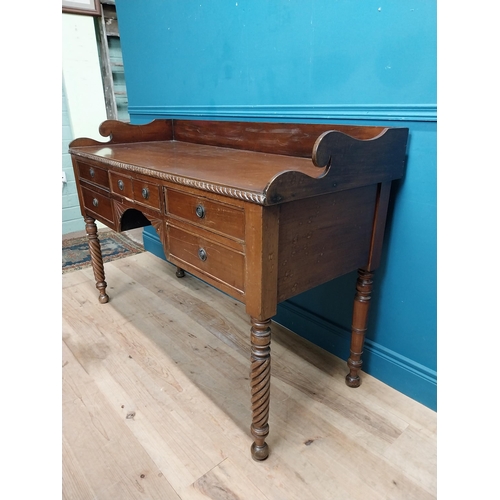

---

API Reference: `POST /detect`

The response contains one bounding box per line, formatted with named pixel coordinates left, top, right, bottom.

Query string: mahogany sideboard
left=69, top=119, right=409, bottom=461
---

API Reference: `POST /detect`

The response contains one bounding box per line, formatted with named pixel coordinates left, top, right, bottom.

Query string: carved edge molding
left=128, top=104, right=437, bottom=122
left=71, top=151, right=267, bottom=205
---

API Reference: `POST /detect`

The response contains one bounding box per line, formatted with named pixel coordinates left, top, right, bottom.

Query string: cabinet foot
left=345, top=372, right=361, bottom=388
left=251, top=440, right=269, bottom=461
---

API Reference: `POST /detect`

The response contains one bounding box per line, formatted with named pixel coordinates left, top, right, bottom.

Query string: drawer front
left=133, top=179, right=161, bottom=210
left=168, top=225, right=245, bottom=293
left=78, top=162, right=109, bottom=189
left=166, top=189, right=245, bottom=240
left=81, top=186, right=114, bottom=224
left=109, top=171, right=134, bottom=199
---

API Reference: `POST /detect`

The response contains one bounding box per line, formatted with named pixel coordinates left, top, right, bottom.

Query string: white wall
left=62, top=13, right=107, bottom=233
left=62, top=13, right=107, bottom=140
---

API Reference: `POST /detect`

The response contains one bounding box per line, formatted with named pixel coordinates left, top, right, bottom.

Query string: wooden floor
left=62, top=251, right=437, bottom=500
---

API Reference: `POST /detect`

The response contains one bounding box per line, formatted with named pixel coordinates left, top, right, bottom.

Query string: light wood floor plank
left=63, top=252, right=436, bottom=499
left=382, top=424, right=437, bottom=496
left=62, top=339, right=181, bottom=499
left=182, top=458, right=272, bottom=500
left=63, top=280, right=228, bottom=490
left=62, top=433, right=98, bottom=500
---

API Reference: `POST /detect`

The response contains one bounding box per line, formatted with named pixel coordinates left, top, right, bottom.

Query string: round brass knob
left=92, top=198, right=99, bottom=207
left=117, top=180, right=124, bottom=191
left=142, top=187, right=149, bottom=199
left=198, top=248, right=207, bottom=261
left=89, top=168, right=95, bottom=178
left=195, top=204, right=205, bottom=218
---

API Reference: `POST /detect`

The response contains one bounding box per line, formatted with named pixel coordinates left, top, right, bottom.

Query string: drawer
left=81, top=186, right=114, bottom=224
left=133, top=179, right=161, bottom=211
left=78, top=162, right=109, bottom=189
left=168, top=225, right=245, bottom=293
left=166, top=189, right=245, bottom=240
left=109, top=171, right=134, bottom=199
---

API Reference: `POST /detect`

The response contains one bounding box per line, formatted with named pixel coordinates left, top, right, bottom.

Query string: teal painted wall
left=116, top=0, right=437, bottom=409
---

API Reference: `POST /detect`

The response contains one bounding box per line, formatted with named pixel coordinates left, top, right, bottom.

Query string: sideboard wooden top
left=69, top=119, right=409, bottom=205
left=70, top=140, right=316, bottom=202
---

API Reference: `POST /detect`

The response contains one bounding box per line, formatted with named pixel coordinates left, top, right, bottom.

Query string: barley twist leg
left=84, top=216, right=109, bottom=304
left=346, top=268, right=374, bottom=387
left=250, top=317, right=271, bottom=461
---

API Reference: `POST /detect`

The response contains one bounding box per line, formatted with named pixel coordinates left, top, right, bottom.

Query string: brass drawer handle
left=198, top=248, right=207, bottom=261
left=89, top=168, right=95, bottom=178
left=195, top=204, right=205, bottom=219
left=92, top=198, right=99, bottom=207
left=117, top=180, right=124, bottom=191
left=142, top=187, right=149, bottom=199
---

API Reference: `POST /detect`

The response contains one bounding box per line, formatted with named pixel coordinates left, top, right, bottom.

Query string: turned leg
left=175, top=267, right=185, bottom=278
left=346, top=268, right=374, bottom=388
left=250, top=317, right=271, bottom=461
left=84, top=216, right=109, bottom=304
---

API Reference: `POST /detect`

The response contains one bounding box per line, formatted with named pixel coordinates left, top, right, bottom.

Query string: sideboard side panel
left=277, top=186, right=377, bottom=303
